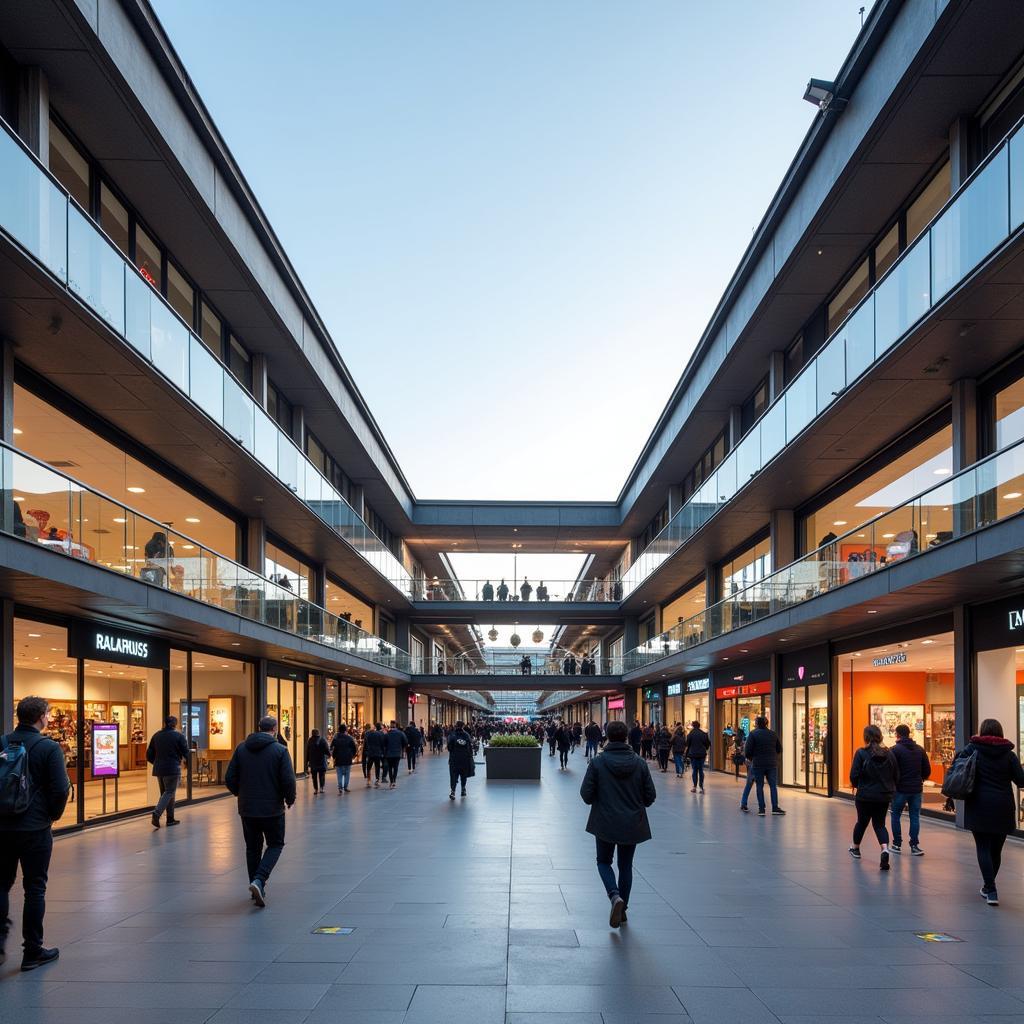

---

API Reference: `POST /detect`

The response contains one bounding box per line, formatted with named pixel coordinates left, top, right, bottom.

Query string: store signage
left=607, top=697, right=625, bottom=710
left=782, top=646, right=829, bottom=688
left=91, top=722, right=119, bottom=779
left=1010, top=609, right=1024, bottom=630
left=715, top=680, right=771, bottom=699
left=643, top=687, right=661, bottom=701
left=685, top=677, right=710, bottom=693
left=666, top=683, right=681, bottom=697
left=68, top=622, right=170, bottom=669
left=973, top=592, right=1024, bottom=652
left=872, top=652, right=907, bottom=668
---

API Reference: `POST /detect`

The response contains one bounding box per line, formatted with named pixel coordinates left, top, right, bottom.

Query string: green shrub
left=487, top=734, right=539, bottom=748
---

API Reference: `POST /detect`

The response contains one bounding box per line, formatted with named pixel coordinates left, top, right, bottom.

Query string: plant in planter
left=484, top=734, right=542, bottom=779
left=487, top=734, right=539, bottom=748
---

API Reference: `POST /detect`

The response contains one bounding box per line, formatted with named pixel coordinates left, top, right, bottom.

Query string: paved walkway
left=3, top=748, right=1024, bottom=1023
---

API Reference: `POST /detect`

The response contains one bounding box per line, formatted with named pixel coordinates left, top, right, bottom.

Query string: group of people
left=562, top=653, right=598, bottom=675
left=622, top=720, right=712, bottom=792
left=480, top=578, right=549, bottom=602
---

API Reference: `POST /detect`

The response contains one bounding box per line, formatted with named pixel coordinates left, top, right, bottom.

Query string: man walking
left=628, top=720, right=643, bottom=755
left=384, top=721, right=408, bottom=789
left=447, top=720, right=475, bottom=799
left=363, top=722, right=386, bottom=787
left=684, top=720, right=711, bottom=793
left=147, top=715, right=190, bottom=828
left=579, top=720, right=656, bottom=928
left=225, top=715, right=296, bottom=907
left=584, top=720, right=602, bottom=760
left=740, top=716, right=785, bottom=816
left=0, top=696, right=70, bottom=970
left=890, top=723, right=930, bottom=855
left=330, top=723, right=357, bottom=794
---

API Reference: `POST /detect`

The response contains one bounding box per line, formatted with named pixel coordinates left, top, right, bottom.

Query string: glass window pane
left=200, top=301, right=222, bottom=355
left=228, top=334, right=252, bottom=391
left=99, top=183, right=129, bottom=257
left=278, top=433, right=299, bottom=492
left=841, top=294, right=875, bottom=383
left=150, top=297, right=189, bottom=391
left=1012, top=124, right=1024, bottom=232
left=760, top=398, right=786, bottom=465
left=815, top=335, right=846, bottom=414
left=254, top=408, right=278, bottom=472
left=134, top=224, right=162, bottom=292
left=874, top=237, right=930, bottom=356
left=49, top=122, right=90, bottom=211
left=189, top=334, right=224, bottom=425
left=874, top=223, right=899, bottom=279
left=166, top=261, right=194, bottom=328
left=223, top=373, right=255, bottom=453
left=994, top=374, right=1024, bottom=452
left=785, top=364, right=816, bottom=442
left=827, top=258, right=869, bottom=336
left=124, top=266, right=152, bottom=358
left=906, top=161, right=951, bottom=245
left=68, top=204, right=125, bottom=334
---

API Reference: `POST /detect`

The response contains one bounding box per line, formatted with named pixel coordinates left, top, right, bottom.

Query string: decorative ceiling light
left=487, top=626, right=498, bottom=642
left=532, top=627, right=544, bottom=644
left=510, top=631, right=522, bottom=648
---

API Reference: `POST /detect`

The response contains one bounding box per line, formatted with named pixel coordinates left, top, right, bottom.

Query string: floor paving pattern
left=3, top=747, right=1024, bottom=1023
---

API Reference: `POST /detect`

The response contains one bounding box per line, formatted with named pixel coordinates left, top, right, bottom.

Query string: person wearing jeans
left=584, top=721, right=602, bottom=760
left=146, top=716, right=189, bottom=829
left=330, top=724, right=357, bottom=794
left=740, top=717, right=785, bottom=815
left=684, top=721, right=711, bottom=793
left=579, top=720, right=656, bottom=929
left=889, top=723, right=930, bottom=854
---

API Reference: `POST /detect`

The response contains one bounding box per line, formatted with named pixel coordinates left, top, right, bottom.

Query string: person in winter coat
left=655, top=726, right=672, bottom=773
left=627, top=721, right=643, bottom=755
left=889, top=723, right=931, bottom=855
left=225, top=716, right=296, bottom=907
left=641, top=724, right=655, bottom=760
left=579, top=720, right=657, bottom=929
left=404, top=722, right=421, bottom=773
left=384, top=722, right=408, bottom=789
left=555, top=723, right=572, bottom=770
left=329, top=724, right=357, bottom=794
left=848, top=724, right=899, bottom=871
left=684, top=721, right=711, bottom=793
left=362, top=723, right=386, bottom=788
left=670, top=726, right=688, bottom=777
left=741, top=717, right=785, bottom=815
left=731, top=728, right=746, bottom=779
left=447, top=721, right=475, bottom=799
left=546, top=722, right=558, bottom=757
left=584, top=721, right=603, bottom=760
left=146, top=715, right=190, bottom=828
left=305, top=729, right=329, bottom=794
left=959, top=718, right=1024, bottom=906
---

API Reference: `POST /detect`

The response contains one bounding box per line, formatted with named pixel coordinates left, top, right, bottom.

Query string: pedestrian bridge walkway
left=4, top=752, right=1024, bottom=1022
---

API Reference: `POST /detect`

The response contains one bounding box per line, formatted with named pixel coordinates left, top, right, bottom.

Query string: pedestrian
left=329, top=723, right=357, bottom=794
left=848, top=724, right=899, bottom=871
left=363, top=722, right=386, bottom=787
left=384, top=721, right=408, bottom=789
left=731, top=730, right=746, bottom=779
left=740, top=716, right=785, bottom=816
left=960, top=718, right=1024, bottom=906
left=641, top=724, right=655, bottom=760
left=224, top=715, right=296, bottom=907
left=627, top=720, right=642, bottom=755
left=556, top=722, right=572, bottom=770
left=447, top=720, right=475, bottom=799
left=146, top=714, right=190, bottom=828
left=584, top=720, right=602, bottom=760
left=0, top=696, right=70, bottom=971
left=684, top=720, right=711, bottom=793
left=572, top=721, right=583, bottom=752
left=889, top=723, right=930, bottom=855
left=547, top=721, right=557, bottom=757
left=670, top=725, right=687, bottom=777
left=405, top=721, right=421, bottom=772
left=306, top=729, right=329, bottom=795
left=655, top=726, right=671, bottom=772
left=579, top=720, right=656, bottom=929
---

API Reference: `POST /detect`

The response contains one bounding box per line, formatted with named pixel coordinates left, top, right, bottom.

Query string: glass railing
left=0, top=116, right=412, bottom=595
left=621, top=114, right=1024, bottom=599
left=441, top=690, right=494, bottom=712
left=624, top=435, right=1024, bottom=670
left=0, top=441, right=409, bottom=671
left=412, top=578, right=622, bottom=603
left=420, top=652, right=618, bottom=676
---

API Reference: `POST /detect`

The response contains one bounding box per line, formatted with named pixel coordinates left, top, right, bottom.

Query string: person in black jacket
left=363, top=723, right=386, bottom=788
left=330, top=724, right=357, bottom=794
left=146, top=716, right=190, bottom=828
left=889, top=723, right=931, bottom=855
left=555, top=723, right=572, bottom=770
left=0, top=696, right=70, bottom=972
left=579, top=720, right=656, bottom=928
left=405, top=722, right=421, bottom=773
left=670, top=726, right=687, bottom=778
left=849, top=724, right=899, bottom=871
left=959, top=718, right=1024, bottom=906
left=306, top=729, right=329, bottom=794
left=447, top=721, right=475, bottom=799
left=741, top=717, right=785, bottom=816
left=627, top=721, right=643, bottom=755
left=584, top=721, right=603, bottom=761
left=384, top=722, right=408, bottom=789
left=225, top=716, right=296, bottom=906
left=654, top=726, right=672, bottom=773
left=684, top=721, right=711, bottom=793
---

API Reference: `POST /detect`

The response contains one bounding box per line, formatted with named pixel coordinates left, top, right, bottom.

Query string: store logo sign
left=872, top=652, right=908, bottom=668
left=798, top=665, right=805, bottom=680
left=666, top=683, right=681, bottom=696
left=685, top=677, right=710, bottom=693
left=68, top=620, right=170, bottom=669
left=1009, top=609, right=1024, bottom=631
left=96, top=632, right=149, bottom=659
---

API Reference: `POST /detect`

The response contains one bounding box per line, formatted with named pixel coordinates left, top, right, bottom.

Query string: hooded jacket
left=146, top=725, right=190, bottom=777
left=891, top=737, right=931, bottom=794
left=404, top=724, right=421, bottom=750
left=684, top=728, right=711, bottom=759
left=670, top=730, right=688, bottom=755
left=330, top=732, right=357, bottom=767
left=849, top=745, right=899, bottom=801
left=225, top=731, right=297, bottom=818
left=961, top=735, right=1024, bottom=834
left=744, top=727, right=782, bottom=768
left=384, top=727, right=409, bottom=758
left=447, top=728, right=475, bottom=774
left=306, top=735, right=329, bottom=771
left=362, top=728, right=386, bottom=759
left=584, top=724, right=603, bottom=744
left=0, top=726, right=70, bottom=832
left=579, top=741, right=657, bottom=844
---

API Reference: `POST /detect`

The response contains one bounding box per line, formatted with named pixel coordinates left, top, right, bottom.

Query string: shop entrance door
left=267, top=672, right=308, bottom=774
left=782, top=684, right=830, bottom=794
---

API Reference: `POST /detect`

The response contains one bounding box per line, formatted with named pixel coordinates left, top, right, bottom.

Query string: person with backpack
left=579, top=719, right=657, bottom=928
left=329, top=723, right=357, bottom=794
left=584, top=721, right=603, bottom=761
left=0, top=696, right=70, bottom=971
left=849, top=724, right=899, bottom=871
left=447, top=721, right=475, bottom=799
left=146, top=714, right=190, bottom=828
left=889, top=723, right=931, bottom=855
left=224, top=715, right=296, bottom=907
left=684, top=720, right=711, bottom=793
left=956, top=718, right=1024, bottom=906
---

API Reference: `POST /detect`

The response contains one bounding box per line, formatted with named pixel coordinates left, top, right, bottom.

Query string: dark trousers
left=386, top=756, right=401, bottom=783
left=407, top=747, right=418, bottom=771
left=656, top=749, right=669, bottom=771
left=690, top=756, right=706, bottom=788
left=241, top=814, right=286, bottom=885
left=449, top=767, right=469, bottom=791
left=853, top=799, right=890, bottom=847
left=559, top=748, right=569, bottom=768
left=312, top=768, right=327, bottom=791
left=155, top=774, right=180, bottom=820
left=742, top=766, right=780, bottom=811
left=972, top=831, right=1008, bottom=892
left=548, top=739, right=556, bottom=755
left=585, top=740, right=598, bottom=758
left=595, top=837, right=636, bottom=904
left=0, top=827, right=52, bottom=955
left=367, top=756, right=383, bottom=782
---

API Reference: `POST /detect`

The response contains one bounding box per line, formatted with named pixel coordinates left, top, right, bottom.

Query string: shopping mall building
left=0, top=0, right=1023, bottom=832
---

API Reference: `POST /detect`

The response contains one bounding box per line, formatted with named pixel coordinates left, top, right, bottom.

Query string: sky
left=152, top=0, right=869, bottom=502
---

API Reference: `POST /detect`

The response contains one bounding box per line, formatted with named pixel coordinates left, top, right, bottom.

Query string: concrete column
left=251, top=352, right=268, bottom=409
left=768, top=351, right=785, bottom=401
left=393, top=616, right=411, bottom=653
left=17, top=67, right=49, bottom=161
left=951, top=378, right=979, bottom=471
left=245, top=517, right=266, bottom=573
left=704, top=563, right=720, bottom=604
left=311, top=562, right=326, bottom=607
left=623, top=616, right=640, bottom=652
left=254, top=659, right=268, bottom=727
left=0, top=599, right=13, bottom=733
left=769, top=509, right=795, bottom=569
left=0, top=337, right=13, bottom=444
left=623, top=687, right=638, bottom=725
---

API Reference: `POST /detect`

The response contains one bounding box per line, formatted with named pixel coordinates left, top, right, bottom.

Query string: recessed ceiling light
left=833, top=520, right=847, bottom=526
left=932, top=468, right=951, bottom=476
left=185, top=516, right=201, bottom=523
left=882, top=533, right=895, bottom=539
left=12, top=427, right=22, bottom=435
left=867, top=609, right=878, bottom=614
left=127, top=486, right=146, bottom=493
left=921, top=639, right=934, bottom=645
left=1003, top=492, right=1022, bottom=500
left=231, top=642, right=241, bottom=646
left=857, top=533, right=865, bottom=538
left=13, top=496, right=23, bottom=502
left=722, top=656, right=729, bottom=661
left=27, top=633, right=40, bottom=638
left=113, top=517, right=126, bottom=524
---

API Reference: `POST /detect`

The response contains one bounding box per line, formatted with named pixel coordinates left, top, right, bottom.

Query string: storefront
left=714, top=659, right=771, bottom=774
left=972, top=592, right=1024, bottom=832
left=780, top=647, right=830, bottom=794
left=641, top=685, right=663, bottom=725
left=684, top=676, right=711, bottom=735
left=266, top=665, right=308, bottom=772
left=606, top=695, right=625, bottom=721
left=666, top=682, right=682, bottom=726
left=12, top=612, right=254, bottom=830
left=834, top=618, right=955, bottom=817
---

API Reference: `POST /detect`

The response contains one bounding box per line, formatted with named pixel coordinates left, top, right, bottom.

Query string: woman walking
left=960, top=718, right=1024, bottom=906
left=655, top=726, right=672, bottom=773
left=849, top=724, right=899, bottom=871
left=306, top=729, right=329, bottom=795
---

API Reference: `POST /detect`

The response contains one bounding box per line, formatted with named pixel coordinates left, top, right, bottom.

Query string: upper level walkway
left=6, top=750, right=1024, bottom=1022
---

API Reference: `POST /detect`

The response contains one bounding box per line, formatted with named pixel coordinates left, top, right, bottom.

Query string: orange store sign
left=715, top=681, right=771, bottom=699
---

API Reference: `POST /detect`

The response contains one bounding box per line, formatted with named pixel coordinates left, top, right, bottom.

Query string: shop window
left=827, top=258, right=870, bottom=336
left=992, top=375, right=1024, bottom=452
left=228, top=334, right=252, bottom=391
left=719, top=536, right=771, bottom=599
left=782, top=683, right=829, bottom=793
left=906, top=162, right=951, bottom=247
left=188, top=654, right=252, bottom=799
left=325, top=576, right=374, bottom=632
left=266, top=672, right=308, bottom=771
left=99, top=183, right=129, bottom=258
left=874, top=223, right=900, bottom=280
left=200, top=301, right=222, bottom=356
left=836, top=631, right=955, bottom=817
left=661, top=577, right=706, bottom=646
left=166, top=261, right=194, bottom=328
left=265, top=539, right=313, bottom=601
left=49, top=121, right=90, bottom=211
left=306, top=432, right=327, bottom=475
left=134, top=223, right=162, bottom=291
left=801, top=425, right=953, bottom=558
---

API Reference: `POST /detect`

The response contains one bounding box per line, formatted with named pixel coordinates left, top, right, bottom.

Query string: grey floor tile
left=407, top=986, right=507, bottom=1024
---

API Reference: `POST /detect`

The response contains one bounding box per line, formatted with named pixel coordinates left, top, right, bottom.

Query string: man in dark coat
left=146, top=715, right=190, bottom=828
left=225, top=716, right=296, bottom=907
left=363, top=722, right=386, bottom=788
left=447, top=721, right=475, bottom=799
left=584, top=721, right=602, bottom=761
left=306, top=729, right=329, bottom=794
left=329, top=724, right=357, bottom=794
left=627, top=721, right=643, bottom=755
left=0, top=696, right=70, bottom=971
left=741, top=716, right=785, bottom=816
left=683, top=720, right=711, bottom=793
left=889, top=723, right=931, bottom=855
left=384, top=722, right=409, bottom=789
left=579, top=720, right=656, bottom=928
left=404, top=721, right=421, bottom=773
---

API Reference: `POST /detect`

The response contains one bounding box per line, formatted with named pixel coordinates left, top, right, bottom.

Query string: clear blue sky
left=152, top=0, right=868, bottom=502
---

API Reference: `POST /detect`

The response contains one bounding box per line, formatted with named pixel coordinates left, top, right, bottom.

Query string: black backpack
left=941, top=748, right=977, bottom=800
left=0, top=732, right=39, bottom=816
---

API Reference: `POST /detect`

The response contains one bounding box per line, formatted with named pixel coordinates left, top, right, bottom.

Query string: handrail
left=0, top=440, right=409, bottom=670
left=625, top=431, right=1024, bottom=669
left=411, top=578, right=622, bottom=603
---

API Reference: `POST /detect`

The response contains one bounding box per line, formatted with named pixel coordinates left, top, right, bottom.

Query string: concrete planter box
left=484, top=745, right=542, bottom=780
